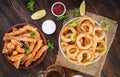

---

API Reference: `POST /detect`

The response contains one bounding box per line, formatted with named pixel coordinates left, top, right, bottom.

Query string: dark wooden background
left=0, top=0, right=120, bottom=77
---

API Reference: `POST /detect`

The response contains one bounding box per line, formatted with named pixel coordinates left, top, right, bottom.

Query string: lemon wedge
left=79, top=0, right=86, bottom=16
left=31, top=9, right=46, bottom=20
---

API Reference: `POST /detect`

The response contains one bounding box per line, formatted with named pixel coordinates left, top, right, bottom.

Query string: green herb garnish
left=86, top=63, right=94, bottom=67
left=70, top=34, right=76, bottom=42
left=26, top=0, right=35, bottom=11
left=47, top=39, right=54, bottom=50
left=26, top=47, right=31, bottom=55
left=56, top=15, right=68, bottom=21
left=30, top=30, right=37, bottom=39
left=99, top=44, right=105, bottom=51
left=69, top=20, right=78, bottom=27
left=81, top=59, right=87, bottom=63
left=73, top=10, right=79, bottom=17
left=100, top=19, right=110, bottom=31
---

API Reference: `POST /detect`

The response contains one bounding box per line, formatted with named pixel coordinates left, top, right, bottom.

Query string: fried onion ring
left=78, top=16, right=95, bottom=26
left=60, top=42, right=69, bottom=52
left=76, top=16, right=95, bottom=33
left=77, top=50, right=94, bottom=65
left=92, top=26, right=105, bottom=41
left=80, top=22, right=94, bottom=34
left=94, top=40, right=107, bottom=58
left=67, top=56, right=78, bottom=64
left=60, top=26, right=76, bottom=42
left=89, top=38, right=97, bottom=53
left=76, top=33, right=93, bottom=49
left=66, top=45, right=79, bottom=60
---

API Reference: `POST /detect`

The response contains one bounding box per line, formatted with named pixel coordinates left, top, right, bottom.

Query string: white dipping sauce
left=42, top=20, right=56, bottom=34
left=72, top=75, right=83, bottom=77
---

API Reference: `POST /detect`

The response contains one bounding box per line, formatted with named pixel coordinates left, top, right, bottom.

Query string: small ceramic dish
left=51, top=2, right=66, bottom=17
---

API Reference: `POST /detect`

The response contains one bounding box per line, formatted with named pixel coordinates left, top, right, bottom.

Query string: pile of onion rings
left=60, top=16, right=107, bottom=66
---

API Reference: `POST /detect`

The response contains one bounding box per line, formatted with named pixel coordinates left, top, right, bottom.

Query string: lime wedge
left=31, top=9, right=46, bottom=20
left=79, top=0, right=86, bottom=16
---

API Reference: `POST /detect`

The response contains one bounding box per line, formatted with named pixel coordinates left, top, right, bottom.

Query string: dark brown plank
left=0, top=0, right=120, bottom=77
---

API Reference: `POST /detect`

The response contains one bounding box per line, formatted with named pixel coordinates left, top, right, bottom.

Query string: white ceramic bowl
left=51, top=2, right=66, bottom=17
left=42, top=20, right=56, bottom=35
left=58, top=17, right=107, bottom=65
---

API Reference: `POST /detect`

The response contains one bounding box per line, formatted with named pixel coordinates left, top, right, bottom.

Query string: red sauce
left=53, top=4, right=64, bottom=15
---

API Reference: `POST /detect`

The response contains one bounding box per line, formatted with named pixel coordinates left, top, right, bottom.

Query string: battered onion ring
left=66, top=45, right=79, bottom=60
left=76, top=16, right=95, bottom=33
left=67, top=56, right=78, bottom=64
left=89, top=38, right=97, bottom=53
left=65, top=33, right=71, bottom=38
left=76, top=33, right=93, bottom=49
left=92, top=26, right=105, bottom=41
left=60, top=42, right=69, bottom=52
left=94, top=40, right=107, bottom=58
left=78, top=16, right=95, bottom=26
left=77, top=50, right=94, bottom=65
left=80, top=22, right=94, bottom=34
left=60, top=26, right=76, bottom=42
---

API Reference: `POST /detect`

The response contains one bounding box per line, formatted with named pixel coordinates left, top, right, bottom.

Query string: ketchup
left=53, top=4, right=64, bottom=15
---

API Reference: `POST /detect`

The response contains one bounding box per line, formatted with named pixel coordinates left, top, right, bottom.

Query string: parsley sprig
left=30, top=30, right=37, bottom=39
left=100, top=19, right=110, bottom=31
left=56, top=15, right=68, bottom=21
left=99, top=44, right=106, bottom=51
left=70, top=34, right=76, bottom=42
left=86, top=63, right=94, bottom=67
left=69, top=20, right=78, bottom=27
left=26, top=0, right=35, bottom=11
left=81, top=59, right=87, bottom=63
left=47, top=40, right=54, bottom=50
left=26, top=47, right=31, bottom=55
left=72, top=10, right=79, bottom=17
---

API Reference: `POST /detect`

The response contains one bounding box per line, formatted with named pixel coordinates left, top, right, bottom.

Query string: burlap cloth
left=55, top=10, right=118, bottom=77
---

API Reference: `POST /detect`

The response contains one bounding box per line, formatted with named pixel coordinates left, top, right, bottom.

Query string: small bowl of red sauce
left=51, top=2, right=66, bottom=17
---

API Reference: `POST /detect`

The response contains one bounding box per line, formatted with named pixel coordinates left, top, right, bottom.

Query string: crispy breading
left=31, top=39, right=43, bottom=57
left=3, top=36, right=36, bottom=42
left=29, top=41, right=36, bottom=53
left=8, top=54, right=25, bottom=61
left=6, top=25, right=37, bottom=36
left=18, top=33, right=31, bottom=37
left=25, top=39, right=43, bottom=67
left=13, top=60, right=20, bottom=69
left=33, top=45, right=48, bottom=61
left=12, top=50, right=18, bottom=55
left=34, top=30, right=40, bottom=39
left=25, top=58, right=31, bottom=67
left=21, top=54, right=32, bottom=64
left=24, top=41, right=30, bottom=48
left=12, top=27, right=18, bottom=32
left=11, top=39, right=22, bottom=47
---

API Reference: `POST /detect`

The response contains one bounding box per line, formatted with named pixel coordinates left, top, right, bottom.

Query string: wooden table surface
left=0, top=0, right=120, bottom=77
